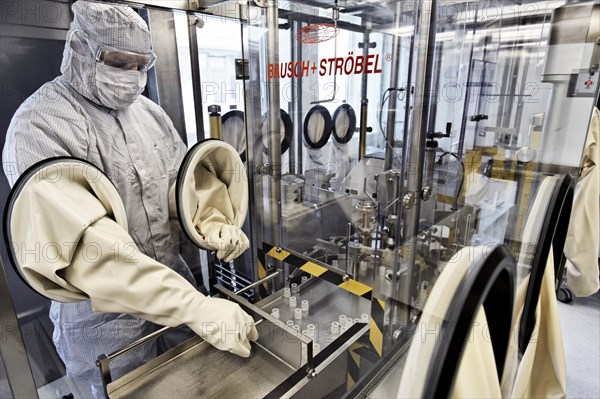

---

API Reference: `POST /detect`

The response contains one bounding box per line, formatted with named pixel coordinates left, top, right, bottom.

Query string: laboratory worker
left=2, top=1, right=256, bottom=397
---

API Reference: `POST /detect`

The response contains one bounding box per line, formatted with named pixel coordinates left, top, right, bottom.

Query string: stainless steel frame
left=393, top=0, right=438, bottom=333
left=0, top=259, right=37, bottom=399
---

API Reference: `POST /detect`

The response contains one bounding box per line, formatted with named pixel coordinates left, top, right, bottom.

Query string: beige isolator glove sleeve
left=397, top=247, right=502, bottom=398
left=193, top=162, right=249, bottom=262
left=177, top=141, right=249, bottom=261
left=501, top=247, right=567, bottom=398
left=9, top=161, right=258, bottom=357
left=564, top=107, right=600, bottom=297
left=502, top=175, right=567, bottom=398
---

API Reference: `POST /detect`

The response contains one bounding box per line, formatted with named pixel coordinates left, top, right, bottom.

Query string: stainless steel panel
left=107, top=337, right=295, bottom=399
left=107, top=279, right=370, bottom=399
left=0, top=259, right=37, bottom=399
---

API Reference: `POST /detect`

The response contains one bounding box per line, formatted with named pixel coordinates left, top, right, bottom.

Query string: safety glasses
left=96, top=48, right=156, bottom=71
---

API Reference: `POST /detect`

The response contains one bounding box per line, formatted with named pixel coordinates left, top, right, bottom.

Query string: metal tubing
left=289, top=22, right=299, bottom=174
left=359, top=30, right=370, bottom=161
left=384, top=3, right=403, bottom=171
left=402, top=0, right=437, bottom=242
left=97, top=324, right=174, bottom=394
left=295, top=21, right=304, bottom=174
left=397, top=0, right=437, bottom=312
left=501, top=39, right=522, bottom=129
left=424, top=147, right=436, bottom=190
left=235, top=271, right=281, bottom=295
left=267, top=0, right=282, bottom=245
left=513, top=48, right=532, bottom=138
left=241, top=3, right=264, bottom=285
left=104, top=326, right=172, bottom=362
left=345, top=222, right=353, bottom=276
left=457, top=4, right=479, bottom=160
left=427, top=41, right=442, bottom=135
left=188, top=15, right=205, bottom=141
left=359, top=102, right=368, bottom=160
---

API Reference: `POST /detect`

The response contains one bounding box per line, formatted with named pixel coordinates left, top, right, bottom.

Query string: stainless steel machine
left=1, top=0, right=599, bottom=398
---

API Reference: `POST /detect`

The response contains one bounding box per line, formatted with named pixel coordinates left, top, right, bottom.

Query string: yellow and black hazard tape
left=262, top=242, right=373, bottom=300
left=257, top=248, right=267, bottom=280
left=369, top=297, right=385, bottom=357
left=346, top=341, right=362, bottom=389
left=255, top=247, right=270, bottom=300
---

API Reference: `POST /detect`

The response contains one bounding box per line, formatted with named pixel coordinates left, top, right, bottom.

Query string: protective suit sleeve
left=155, top=101, right=187, bottom=220
left=564, top=107, right=600, bottom=297
left=11, top=174, right=258, bottom=357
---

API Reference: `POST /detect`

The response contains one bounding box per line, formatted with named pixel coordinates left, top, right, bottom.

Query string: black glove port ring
left=221, top=110, right=247, bottom=162
left=3, top=157, right=122, bottom=301
left=175, top=139, right=246, bottom=249
left=261, top=109, right=293, bottom=156
left=303, top=105, right=333, bottom=149
left=332, top=104, right=356, bottom=144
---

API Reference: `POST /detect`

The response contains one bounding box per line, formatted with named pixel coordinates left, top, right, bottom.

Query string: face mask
left=95, top=63, right=147, bottom=110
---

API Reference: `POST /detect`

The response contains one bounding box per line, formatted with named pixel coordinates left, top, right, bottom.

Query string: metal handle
left=96, top=325, right=174, bottom=397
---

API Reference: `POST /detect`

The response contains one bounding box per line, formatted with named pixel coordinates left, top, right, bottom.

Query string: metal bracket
left=257, top=163, right=272, bottom=175
left=236, top=58, right=250, bottom=80
left=358, top=41, right=377, bottom=49
left=421, top=186, right=433, bottom=201
left=589, top=36, right=600, bottom=75
left=470, top=114, right=489, bottom=122
left=403, top=192, right=416, bottom=209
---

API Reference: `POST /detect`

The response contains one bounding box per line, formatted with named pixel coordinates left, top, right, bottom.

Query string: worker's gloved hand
left=192, top=296, right=259, bottom=357
left=203, top=223, right=250, bottom=262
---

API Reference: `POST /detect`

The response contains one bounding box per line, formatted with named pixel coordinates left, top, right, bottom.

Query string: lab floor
left=559, top=290, right=600, bottom=399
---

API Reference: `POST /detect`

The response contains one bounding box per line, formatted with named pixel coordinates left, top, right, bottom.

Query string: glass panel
left=241, top=0, right=598, bottom=396
left=196, top=14, right=244, bottom=134
left=174, top=12, right=198, bottom=145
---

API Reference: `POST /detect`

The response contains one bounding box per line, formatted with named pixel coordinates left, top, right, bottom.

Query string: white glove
left=191, top=296, right=259, bottom=357
left=203, top=223, right=250, bottom=262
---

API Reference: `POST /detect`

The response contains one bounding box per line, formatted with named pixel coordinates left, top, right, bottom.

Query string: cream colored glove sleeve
left=501, top=248, right=566, bottom=398
left=192, top=162, right=249, bottom=262
left=398, top=247, right=502, bottom=398
left=564, top=107, right=600, bottom=297
left=11, top=175, right=258, bottom=357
